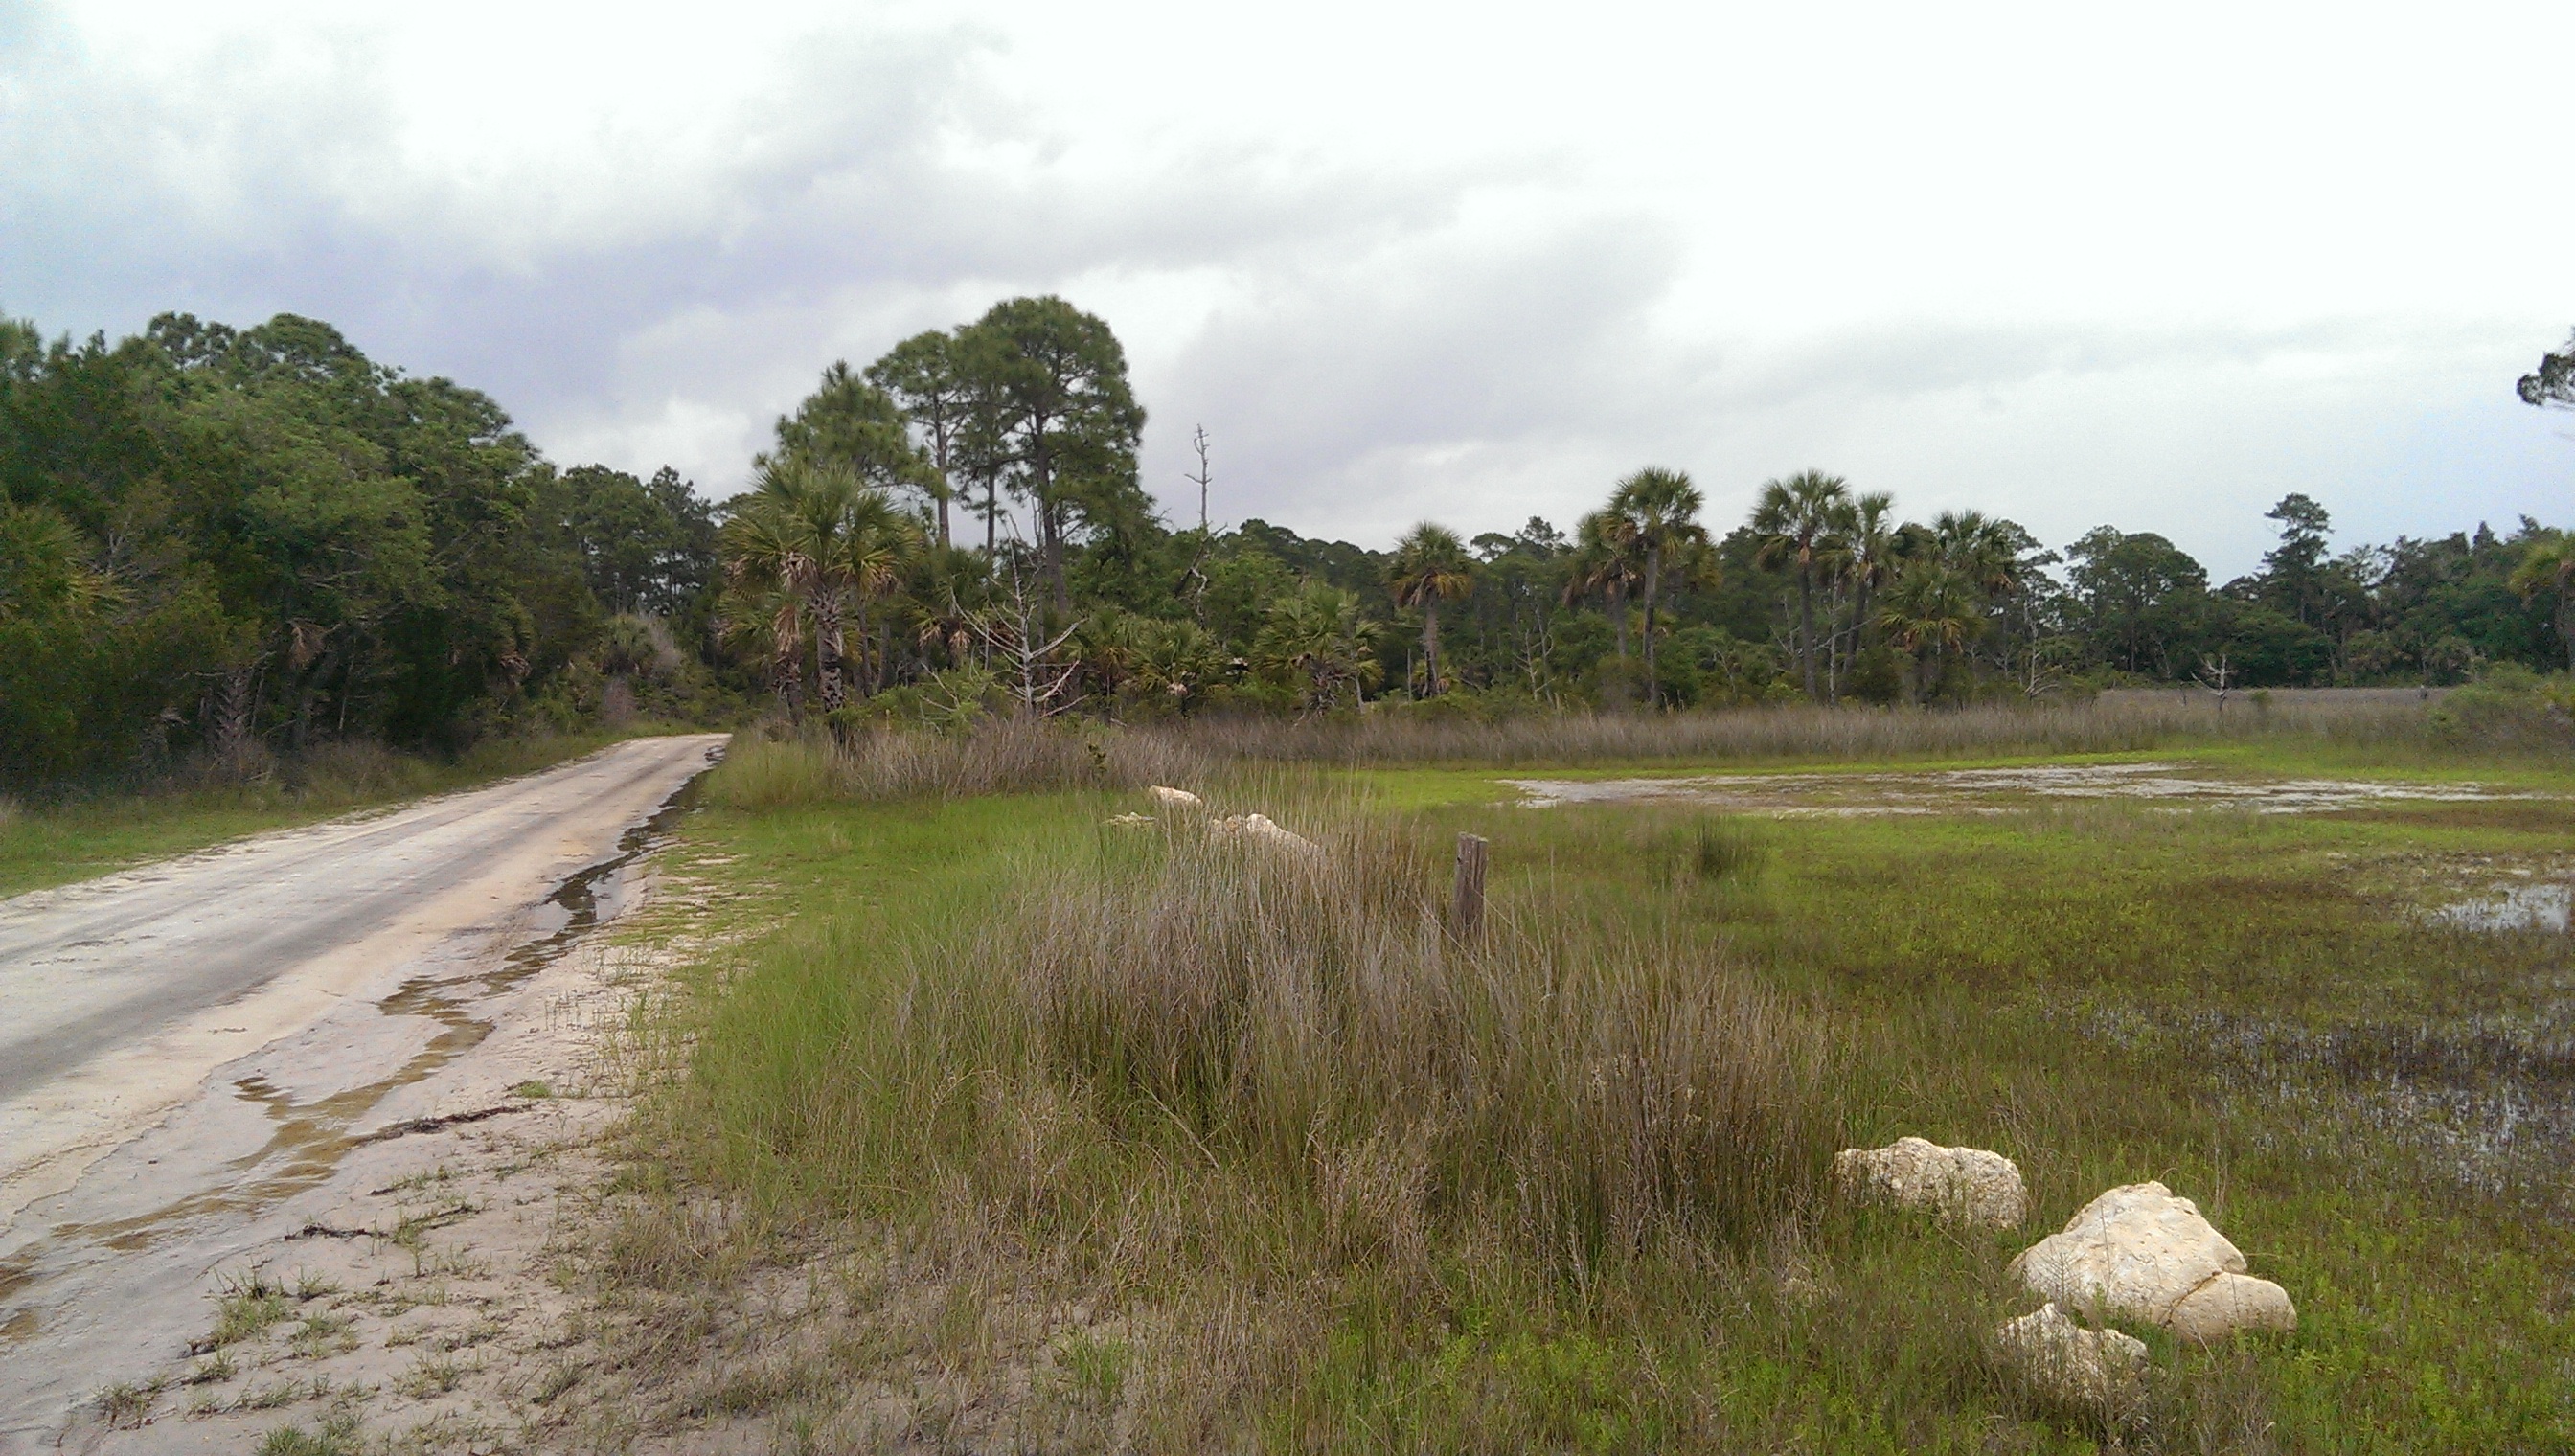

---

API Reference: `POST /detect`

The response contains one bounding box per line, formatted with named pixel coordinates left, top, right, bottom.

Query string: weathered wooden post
left=1451, top=832, right=1489, bottom=942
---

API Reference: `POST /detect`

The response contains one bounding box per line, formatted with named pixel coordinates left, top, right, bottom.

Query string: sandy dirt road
left=0, top=733, right=725, bottom=1450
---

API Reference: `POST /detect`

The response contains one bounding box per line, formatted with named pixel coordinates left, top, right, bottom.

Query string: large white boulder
left=1993, top=1303, right=2148, bottom=1412
left=1148, top=785, right=1203, bottom=810
left=1209, top=812, right=1323, bottom=859
left=1834, top=1136, right=2027, bottom=1230
left=2008, top=1182, right=2294, bottom=1341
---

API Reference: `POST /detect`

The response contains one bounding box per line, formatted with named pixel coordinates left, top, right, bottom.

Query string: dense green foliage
left=0, top=312, right=723, bottom=788
left=740, top=308, right=2575, bottom=726
left=9, top=302, right=2567, bottom=790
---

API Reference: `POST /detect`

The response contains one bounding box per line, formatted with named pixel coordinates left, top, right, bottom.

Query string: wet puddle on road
left=0, top=776, right=705, bottom=1344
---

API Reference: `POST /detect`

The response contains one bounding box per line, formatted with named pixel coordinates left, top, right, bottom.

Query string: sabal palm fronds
left=718, top=506, right=813, bottom=711
left=1564, top=509, right=1644, bottom=660
left=1750, top=470, right=1852, bottom=699
left=1607, top=467, right=1710, bottom=708
left=1932, top=509, right=2027, bottom=599
left=1385, top=523, right=1475, bottom=694
left=1131, top=619, right=1221, bottom=706
left=1881, top=559, right=1984, bottom=702
left=1255, top=582, right=1381, bottom=710
left=1822, top=491, right=1897, bottom=697
left=726, top=458, right=923, bottom=713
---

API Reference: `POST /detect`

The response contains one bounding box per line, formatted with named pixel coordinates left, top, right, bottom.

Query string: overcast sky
left=5, top=1, right=2568, bottom=577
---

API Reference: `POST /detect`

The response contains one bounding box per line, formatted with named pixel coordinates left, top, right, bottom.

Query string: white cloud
left=4, top=0, right=2569, bottom=579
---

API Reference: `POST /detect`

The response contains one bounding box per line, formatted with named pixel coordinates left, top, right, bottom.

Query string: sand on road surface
left=0, top=733, right=725, bottom=1450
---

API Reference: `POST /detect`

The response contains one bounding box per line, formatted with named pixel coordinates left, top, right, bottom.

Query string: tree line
left=0, top=313, right=726, bottom=786
left=729, top=302, right=2575, bottom=720
left=5, top=305, right=2569, bottom=787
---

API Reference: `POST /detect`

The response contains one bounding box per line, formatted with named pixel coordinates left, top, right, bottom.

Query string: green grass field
left=608, top=726, right=2575, bottom=1452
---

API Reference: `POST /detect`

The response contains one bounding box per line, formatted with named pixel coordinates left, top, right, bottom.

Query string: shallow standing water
left=1501, top=762, right=2545, bottom=816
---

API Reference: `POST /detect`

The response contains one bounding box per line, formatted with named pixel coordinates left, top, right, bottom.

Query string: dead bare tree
left=1182, top=424, right=1215, bottom=623
left=2195, top=650, right=2236, bottom=714
left=975, top=561, right=1083, bottom=717
left=1188, top=424, right=1213, bottom=534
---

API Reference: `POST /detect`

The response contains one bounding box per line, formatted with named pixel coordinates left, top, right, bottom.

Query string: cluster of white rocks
left=1121, top=787, right=1325, bottom=859
left=1834, top=1137, right=2294, bottom=1414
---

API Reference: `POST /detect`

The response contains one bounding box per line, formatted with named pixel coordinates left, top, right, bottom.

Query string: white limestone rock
left=1833, top=1136, right=2027, bottom=1230
left=1208, top=812, right=1323, bottom=859
left=1148, top=785, right=1203, bottom=810
left=2008, top=1181, right=2294, bottom=1341
left=2165, top=1269, right=2300, bottom=1343
left=1993, top=1302, right=2149, bottom=1412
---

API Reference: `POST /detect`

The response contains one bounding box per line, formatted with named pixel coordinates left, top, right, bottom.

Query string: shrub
left=2427, top=666, right=2575, bottom=751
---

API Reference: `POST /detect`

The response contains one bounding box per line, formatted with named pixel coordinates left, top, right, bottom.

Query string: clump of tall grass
left=701, top=716, right=1210, bottom=808
left=696, top=736, right=846, bottom=811
left=679, top=797, right=1835, bottom=1271
left=1014, top=817, right=1834, bottom=1257
left=1680, top=816, right=1768, bottom=884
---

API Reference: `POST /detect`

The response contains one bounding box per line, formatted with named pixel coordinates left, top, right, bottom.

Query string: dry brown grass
left=1143, top=689, right=2437, bottom=767
left=703, top=717, right=1210, bottom=808
left=1008, top=814, right=1833, bottom=1262
left=705, top=691, right=2448, bottom=816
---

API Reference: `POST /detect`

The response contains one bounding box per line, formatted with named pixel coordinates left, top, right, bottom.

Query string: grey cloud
left=4, top=8, right=1502, bottom=495
left=1141, top=210, right=1695, bottom=528
left=4, top=2, right=2562, bottom=576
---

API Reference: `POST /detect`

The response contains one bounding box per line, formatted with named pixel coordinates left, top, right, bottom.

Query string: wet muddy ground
left=1502, top=760, right=2547, bottom=816
left=0, top=739, right=722, bottom=1452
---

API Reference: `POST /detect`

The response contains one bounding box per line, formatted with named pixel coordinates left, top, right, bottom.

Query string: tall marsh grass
left=672, top=797, right=1834, bottom=1272
left=700, top=716, right=1210, bottom=808
left=1018, top=816, right=1833, bottom=1258
left=702, top=690, right=2457, bottom=813
left=1151, top=689, right=2443, bottom=767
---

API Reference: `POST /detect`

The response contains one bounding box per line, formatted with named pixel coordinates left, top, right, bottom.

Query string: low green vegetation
left=612, top=712, right=2575, bottom=1452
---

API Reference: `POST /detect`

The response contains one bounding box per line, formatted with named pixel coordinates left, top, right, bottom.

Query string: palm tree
left=718, top=507, right=813, bottom=714
left=834, top=494, right=918, bottom=697
left=1821, top=491, right=1895, bottom=701
left=1750, top=470, right=1852, bottom=700
left=1131, top=619, right=1222, bottom=709
left=1880, top=559, right=1983, bottom=703
left=1564, top=509, right=1643, bottom=660
left=2509, top=534, right=2575, bottom=671
left=725, top=459, right=919, bottom=713
left=1606, top=467, right=1711, bottom=708
left=1254, top=582, right=1382, bottom=710
left=1385, top=523, right=1475, bottom=694
left=1932, top=510, right=2025, bottom=599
